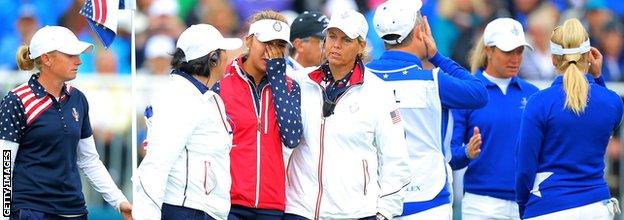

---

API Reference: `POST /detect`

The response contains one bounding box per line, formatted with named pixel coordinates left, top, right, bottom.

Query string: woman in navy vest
left=515, top=18, right=623, bottom=220
left=0, top=26, right=131, bottom=220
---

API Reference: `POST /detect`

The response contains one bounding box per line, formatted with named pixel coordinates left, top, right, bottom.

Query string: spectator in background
left=137, top=0, right=185, bottom=68
left=141, top=35, right=175, bottom=75
left=509, top=0, right=544, bottom=27
left=519, top=4, right=558, bottom=80
left=600, top=21, right=624, bottom=81
left=147, top=0, right=185, bottom=38
left=287, top=11, right=328, bottom=72
left=584, top=0, right=613, bottom=46
left=186, top=0, right=239, bottom=37
left=0, top=4, right=39, bottom=70
left=95, top=51, right=119, bottom=75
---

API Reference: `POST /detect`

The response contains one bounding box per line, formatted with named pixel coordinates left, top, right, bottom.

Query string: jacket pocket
left=362, top=159, right=369, bottom=195
left=204, top=161, right=217, bottom=195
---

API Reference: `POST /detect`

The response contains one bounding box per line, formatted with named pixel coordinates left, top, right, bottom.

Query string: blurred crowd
left=1, top=0, right=623, bottom=81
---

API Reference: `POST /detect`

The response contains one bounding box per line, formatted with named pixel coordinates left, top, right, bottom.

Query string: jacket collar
left=308, top=59, right=365, bottom=86
left=551, top=74, right=596, bottom=86
left=171, top=69, right=209, bottom=94
left=475, top=69, right=526, bottom=91
left=29, top=74, right=72, bottom=99
left=379, top=50, right=424, bottom=67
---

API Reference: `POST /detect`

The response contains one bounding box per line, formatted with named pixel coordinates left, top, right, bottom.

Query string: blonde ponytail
left=551, top=18, right=590, bottom=115
left=469, top=36, right=487, bottom=73
left=16, top=45, right=35, bottom=71
left=562, top=62, right=588, bottom=114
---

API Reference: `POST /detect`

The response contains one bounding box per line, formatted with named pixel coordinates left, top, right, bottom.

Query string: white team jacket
left=285, top=68, right=411, bottom=219
left=133, top=74, right=233, bottom=220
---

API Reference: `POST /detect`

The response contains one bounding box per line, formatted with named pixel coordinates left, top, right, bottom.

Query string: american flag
left=80, top=0, right=135, bottom=48
left=390, top=109, right=401, bottom=124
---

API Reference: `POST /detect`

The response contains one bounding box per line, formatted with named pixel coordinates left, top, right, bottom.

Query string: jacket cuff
left=427, top=52, right=444, bottom=66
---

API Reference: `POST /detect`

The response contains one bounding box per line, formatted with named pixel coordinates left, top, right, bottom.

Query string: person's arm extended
left=77, top=137, right=129, bottom=211
left=449, top=110, right=481, bottom=170
left=266, top=57, right=303, bottom=148
left=430, top=53, right=489, bottom=109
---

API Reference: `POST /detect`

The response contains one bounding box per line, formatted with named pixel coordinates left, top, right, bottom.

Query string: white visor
left=550, top=39, right=590, bottom=55
left=248, top=19, right=291, bottom=45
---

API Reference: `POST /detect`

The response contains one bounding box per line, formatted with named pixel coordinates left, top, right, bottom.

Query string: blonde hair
left=468, top=36, right=488, bottom=73
left=551, top=18, right=590, bottom=115
left=16, top=45, right=41, bottom=71
left=249, top=10, right=288, bottom=24
left=357, top=37, right=370, bottom=63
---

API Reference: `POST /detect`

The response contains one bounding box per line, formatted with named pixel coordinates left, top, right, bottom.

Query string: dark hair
left=382, top=31, right=414, bottom=49
left=171, top=48, right=222, bottom=77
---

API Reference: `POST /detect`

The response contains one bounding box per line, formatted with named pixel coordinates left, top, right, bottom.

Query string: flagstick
left=130, top=8, right=138, bottom=179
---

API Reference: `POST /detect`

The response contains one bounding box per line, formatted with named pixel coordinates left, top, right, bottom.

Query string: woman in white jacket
left=284, top=9, right=411, bottom=220
left=133, top=24, right=241, bottom=220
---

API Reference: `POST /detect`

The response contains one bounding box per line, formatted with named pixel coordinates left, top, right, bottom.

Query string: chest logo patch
left=72, top=108, right=80, bottom=122
left=520, top=97, right=528, bottom=109
left=350, top=103, right=359, bottom=113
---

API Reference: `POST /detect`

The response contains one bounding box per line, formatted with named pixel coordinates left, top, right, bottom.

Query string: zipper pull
left=257, top=118, right=261, bottom=131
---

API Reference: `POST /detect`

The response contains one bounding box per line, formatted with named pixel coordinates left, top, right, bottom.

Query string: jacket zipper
left=313, top=85, right=357, bottom=219
left=362, top=159, right=369, bottom=195
left=254, top=84, right=270, bottom=208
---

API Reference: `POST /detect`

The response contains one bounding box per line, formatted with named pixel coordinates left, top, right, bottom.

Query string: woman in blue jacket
left=515, top=18, right=623, bottom=220
left=449, top=18, right=538, bottom=220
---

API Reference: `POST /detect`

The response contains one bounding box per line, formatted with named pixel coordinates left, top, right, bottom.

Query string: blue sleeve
left=267, top=58, right=303, bottom=148
left=0, top=92, right=26, bottom=143
left=211, top=82, right=221, bottom=95
left=450, top=109, right=472, bottom=170
left=515, top=95, right=545, bottom=218
left=429, top=52, right=488, bottom=109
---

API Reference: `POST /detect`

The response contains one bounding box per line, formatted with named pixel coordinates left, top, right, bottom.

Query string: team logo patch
left=520, top=97, right=528, bottom=109
left=72, top=108, right=79, bottom=121
left=511, top=26, right=520, bottom=36
left=350, top=103, right=359, bottom=113
left=273, top=21, right=282, bottom=32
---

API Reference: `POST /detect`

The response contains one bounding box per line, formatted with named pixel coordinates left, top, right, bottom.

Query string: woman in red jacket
left=212, top=10, right=302, bottom=219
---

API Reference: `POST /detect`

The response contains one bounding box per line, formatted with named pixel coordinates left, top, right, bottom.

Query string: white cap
left=148, top=0, right=179, bottom=17
left=483, top=18, right=533, bottom=52
left=373, top=0, right=422, bottom=44
left=145, top=35, right=175, bottom=59
left=324, top=9, right=368, bottom=39
left=29, top=26, right=93, bottom=59
left=248, top=19, right=291, bottom=45
left=177, top=24, right=242, bottom=61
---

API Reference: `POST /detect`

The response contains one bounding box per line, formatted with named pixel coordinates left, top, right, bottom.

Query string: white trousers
left=524, top=199, right=618, bottom=220
left=462, top=193, right=520, bottom=220
left=394, top=204, right=452, bottom=220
